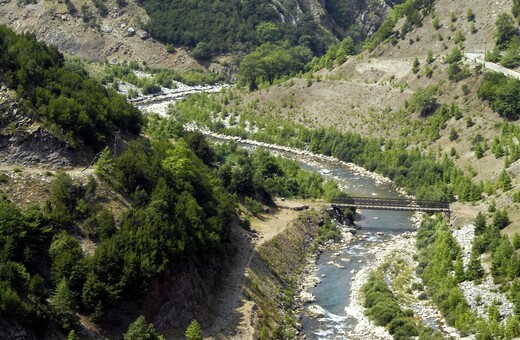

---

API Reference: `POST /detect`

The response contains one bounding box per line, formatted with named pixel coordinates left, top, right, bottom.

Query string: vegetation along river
left=137, top=89, right=424, bottom=338
left=210, top=137, right=418, bottom=339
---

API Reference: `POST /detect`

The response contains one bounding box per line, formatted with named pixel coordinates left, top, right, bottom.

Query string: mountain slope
left=0, top=0, right=395, bottom=72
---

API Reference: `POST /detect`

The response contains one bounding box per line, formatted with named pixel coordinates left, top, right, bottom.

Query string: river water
left=297, top=159, right=414, bottom=339
left=224, top=140, right=416, bottom=339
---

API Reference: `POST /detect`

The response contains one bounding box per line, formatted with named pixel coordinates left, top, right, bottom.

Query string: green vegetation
left=362, top=272, right=420, bottom=338
left=417, top=216, right=520, bottom=338
left=491, top=13, right=520, bottom=68
left=146, top=118, right=345, bottom=202
left=466, top=9, right=475, bottom=22
left=408, top=86, right=437, bottom=116
left=0, top=134, right=237, bottom=334
left=171, top=92, right=481, bottom=202
left=0, top=25, right=142, bottom=149
left=309, top=36, right=357, bottom=71
left=185, top=320, right=203, bottom=340
left=495, top=13, right=517, bottom=50
left=124, top=316, right=164, bottom=340
left=417, top=217, right=475, bottom=334
left=514, top=0, right=520, bottom=19
left=102, top=60, right=224, bottom=91
left=238, top=42, right=312, bottom=90
left=479, top=72, right=520, bottom=120
left=142, top=0, right=332, bottom=57
left=444, top=46, right=470, bottom=82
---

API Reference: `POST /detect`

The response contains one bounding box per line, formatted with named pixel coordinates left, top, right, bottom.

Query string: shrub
left=466, top=9, right=475, bottom=22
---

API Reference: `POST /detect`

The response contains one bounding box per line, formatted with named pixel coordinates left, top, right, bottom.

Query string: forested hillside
left=141, top=0, right=390, bottom=58
left=0, top=26, right=347, bottom=337
left=0, top=25, right=142, bottom=150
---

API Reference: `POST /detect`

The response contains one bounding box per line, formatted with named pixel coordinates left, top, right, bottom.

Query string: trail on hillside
left=465, top=52, right=520, bottom=80
left=206, top=200, right=319, bottom=339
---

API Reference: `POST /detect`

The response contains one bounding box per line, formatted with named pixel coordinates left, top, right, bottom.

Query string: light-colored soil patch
left=353, top=58, right=412, bottom=79
left=249, top=199, right=324, bottom=246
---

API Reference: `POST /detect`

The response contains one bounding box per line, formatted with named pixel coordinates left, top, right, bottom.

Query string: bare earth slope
left=0, top=0, right=201, bottom=70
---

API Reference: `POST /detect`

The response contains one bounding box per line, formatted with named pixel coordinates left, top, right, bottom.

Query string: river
left=218, top=138, right=418, bottom=339
left=131, top=87, right=429, bottom=339
left=297, top=159, right=415, bottom=339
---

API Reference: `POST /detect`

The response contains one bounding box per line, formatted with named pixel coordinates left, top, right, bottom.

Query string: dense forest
left=0, top=25, right=142, bottom=149
left=141, top=0, right=332, bottom=58
left=0, top=116, right=343, bottom=336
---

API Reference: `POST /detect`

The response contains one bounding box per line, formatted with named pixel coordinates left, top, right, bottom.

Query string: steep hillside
left=0, top=0, right=200, bottom=70
left=224, top=0, right=517, bottom=192
left=0, top=0, right=395, bottom=73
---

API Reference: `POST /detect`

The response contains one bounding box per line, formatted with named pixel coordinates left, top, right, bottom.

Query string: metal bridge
left=331, top=197, right=450, bottom=214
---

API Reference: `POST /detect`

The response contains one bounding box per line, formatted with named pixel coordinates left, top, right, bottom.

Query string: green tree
left=432, top=16, right=441, bottom=30
left=474, top=143, right=484, bottom=159
left=95, top=147, right=115, bottom=180
left=426, top=49, right=434, bottom=64
left=124, top=315, right=164, bottom=340
left=412, top=57, right=420, bottom=74
left=501, top=36, right=520, bottom=68
left=449, top=128, right=459, bottom=141
left=185, top=319, right=203, bottom=340
left=466, top=8, right=475, bottom=22
left=49, top=171, right=77, bottom=226
left=49, top=231, right=84, bottom=284
left=409, top=86, right=438, bottom=116
left=466, top=247, right=484, bottom=281
left=493, top=209, right=510, bottom=230
left=495, top=13, right=517, bottom=50
left=498, top=170, right=513, bottom=191
left=513, top=233, right=520, bottom=249
left=454, top=254, right=465, bottom=283
left=474, top=211, right=486, bottom=235
left=450, top=10, right=457, bottom=22
left=191, top=42, right=211, bottom=60
left=51, top=279, right=78, bottom=330
left=444, top=46, right=463, bottom=64
left=67, top=330, right=79, bottom=340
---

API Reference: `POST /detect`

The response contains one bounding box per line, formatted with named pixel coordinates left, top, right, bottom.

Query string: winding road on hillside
left=465, top=52, right=520, bottom=80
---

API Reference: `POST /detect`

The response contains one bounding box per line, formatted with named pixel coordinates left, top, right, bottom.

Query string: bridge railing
left=331, top=197, right=450, bottom=210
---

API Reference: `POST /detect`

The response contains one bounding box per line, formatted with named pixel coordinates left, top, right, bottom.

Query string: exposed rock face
left=0, top=0, right=202, bottom=70
left=268, top=0, right=391, bottom=40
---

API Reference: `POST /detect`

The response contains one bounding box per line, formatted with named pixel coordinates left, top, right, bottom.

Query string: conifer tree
left=185, top=320, right=203, bottom=340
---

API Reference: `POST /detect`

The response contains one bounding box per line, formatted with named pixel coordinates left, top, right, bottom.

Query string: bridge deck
left=331, top=197, right=450, bottom=213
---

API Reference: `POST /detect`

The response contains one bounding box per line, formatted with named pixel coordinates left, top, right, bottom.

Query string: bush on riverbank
left=362, top=272, right=420, bottom=339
